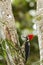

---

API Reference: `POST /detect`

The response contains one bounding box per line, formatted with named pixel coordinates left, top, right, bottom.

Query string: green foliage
left=0, top=39, right=25, bottom=65
left=12, top=0, right=26, bottom=7
left=12, top=0, right=39, bottom=64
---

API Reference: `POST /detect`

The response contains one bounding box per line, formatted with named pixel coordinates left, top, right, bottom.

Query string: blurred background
left=11, top=0, right=40, bottom=65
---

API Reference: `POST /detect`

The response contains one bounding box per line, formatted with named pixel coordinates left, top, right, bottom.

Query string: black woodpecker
left=25, top=34, right=34, bottom=62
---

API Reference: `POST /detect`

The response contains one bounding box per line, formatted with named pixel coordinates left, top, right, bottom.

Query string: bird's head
left=21, top=34, right=34, bottom=41
left=26, top=34, right=34, bottom=41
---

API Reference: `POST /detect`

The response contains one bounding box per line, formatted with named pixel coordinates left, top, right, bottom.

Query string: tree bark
left=36, top=0, right=43, bottom=65
left=0, top=0, right=24, bottom=65
left=0, top=0, right=19, bottom=45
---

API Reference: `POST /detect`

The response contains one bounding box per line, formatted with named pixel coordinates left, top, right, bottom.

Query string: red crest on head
left=27, top=34, right=34, bottom=40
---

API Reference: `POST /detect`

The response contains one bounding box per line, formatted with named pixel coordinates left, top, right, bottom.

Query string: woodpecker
left=25, top=34, right=34, bottom=62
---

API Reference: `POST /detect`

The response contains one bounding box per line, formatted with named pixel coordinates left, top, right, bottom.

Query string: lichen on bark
left=0, top=0, right=25, bottom=65
left=36, top=0, right=43, bottom=64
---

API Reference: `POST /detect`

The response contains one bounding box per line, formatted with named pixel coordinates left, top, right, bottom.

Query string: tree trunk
left=0, top=0, right=19, bottom=45
left=36, top=0, right=43, bottom=65
left=0, top=0, right=24, bottom=65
